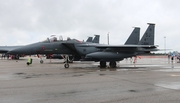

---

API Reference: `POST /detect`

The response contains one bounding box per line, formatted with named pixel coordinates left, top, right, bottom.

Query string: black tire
left=109, top=61, right=116, bottom=68
left=40, top=60, right=43, bottom=64
left=100, top=61, right=106, bottom=68
left=64, top=63, right=69, bottom=68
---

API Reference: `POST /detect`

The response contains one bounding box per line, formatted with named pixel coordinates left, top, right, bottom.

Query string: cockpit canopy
left=41, top=35, right=63, bottom=43
left=49, top=36, right=58, bottom=42
left=41, top=35, right=73, bottom=43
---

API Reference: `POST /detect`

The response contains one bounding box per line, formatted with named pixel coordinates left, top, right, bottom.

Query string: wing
left=78, top=44, right=158, bottom=52
left=96, top=45, right=158, bottom=52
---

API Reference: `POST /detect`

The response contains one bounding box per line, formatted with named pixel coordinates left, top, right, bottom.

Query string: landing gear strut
left=40, top=57, right=43, bottom=64
left=15, top=54, right=19, bottom=59
left=64, top=55, right=70, bottom=68
left=37, top=54, right=44, bottom=64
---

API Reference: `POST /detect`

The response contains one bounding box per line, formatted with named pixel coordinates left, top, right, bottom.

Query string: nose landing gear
left=64, top=55, right=70, bottom=68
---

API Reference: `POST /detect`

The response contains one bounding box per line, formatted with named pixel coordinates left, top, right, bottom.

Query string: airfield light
left=164, top=36, right=166, bottom=55
left=107, top=32, right=110, bottom=45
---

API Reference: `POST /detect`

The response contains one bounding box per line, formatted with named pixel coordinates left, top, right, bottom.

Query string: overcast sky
left=0, top=0, right=180, bottom=52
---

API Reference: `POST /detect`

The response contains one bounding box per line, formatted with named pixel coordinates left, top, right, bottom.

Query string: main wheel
left=109, top=61, right=116, bottom=68
left=100, top=61, right=106, bottom=68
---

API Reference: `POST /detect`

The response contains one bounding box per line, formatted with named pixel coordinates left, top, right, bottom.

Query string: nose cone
left=8, top=47, right=32, bottom=55
left=7, top=42, right=43, bottom=55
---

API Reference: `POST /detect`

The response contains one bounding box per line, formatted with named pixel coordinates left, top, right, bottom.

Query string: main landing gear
left=109, top=61, right=116, bottom=68
left=64, top=55, right=70, bottom=68
left=100, top=61, right=106, bottom=68
left=100, top=61, right=117, bottom=68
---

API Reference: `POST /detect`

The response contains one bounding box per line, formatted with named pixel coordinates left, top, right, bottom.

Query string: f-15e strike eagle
left=8, top=23, right=158, bottom=68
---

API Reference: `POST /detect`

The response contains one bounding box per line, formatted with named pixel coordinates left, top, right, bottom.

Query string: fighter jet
left=8, top=23, right=158, bottom=68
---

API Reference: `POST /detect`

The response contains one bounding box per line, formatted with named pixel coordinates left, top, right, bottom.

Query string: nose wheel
left=40, top=57, right=44, bottom=64
left=64, top=63, right=69, bottom=68
left=40, top=60, right=44, bottom=64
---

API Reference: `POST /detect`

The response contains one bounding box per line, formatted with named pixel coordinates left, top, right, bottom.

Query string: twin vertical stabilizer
left=125, top=27, right=140, bottom=45
left=138, top=23, right=155, bottom=45
left=92, top=35, right=100, bottom=43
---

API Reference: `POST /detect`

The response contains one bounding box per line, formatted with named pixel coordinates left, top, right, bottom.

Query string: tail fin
left=124, top=27, right=140, bottom=45
left=138, top=23, right=155, bottom=45
left=86, top=37, right=93, bottom=42
left=92, top=35, right=100, bottom=43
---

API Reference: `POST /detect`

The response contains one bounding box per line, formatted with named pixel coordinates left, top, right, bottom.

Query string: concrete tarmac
left=1, top=56, right=180, bottom=103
